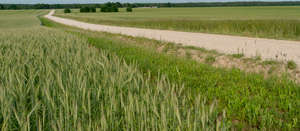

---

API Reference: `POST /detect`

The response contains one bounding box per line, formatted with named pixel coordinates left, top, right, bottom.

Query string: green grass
left=205, top=55, right=216, bottom=64
left=55, top=6, right=300, bottom=40
left=232, top=53, right=244, bottom=59
left=41, top=16, right=300, bottom=130
left=0, top=10, right=46, bottom=29
left=287, top=60, right=297, bottom=70
left=263, top=60, right=279, bottom=65
left=0, top=10, right=226, bottom=130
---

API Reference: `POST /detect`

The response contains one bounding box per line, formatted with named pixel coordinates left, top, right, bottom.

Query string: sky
left=0, top=0, right=297, bottom=4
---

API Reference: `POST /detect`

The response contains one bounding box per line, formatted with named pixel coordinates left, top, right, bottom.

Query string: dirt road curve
left=46, top=10, right=300, bottom=65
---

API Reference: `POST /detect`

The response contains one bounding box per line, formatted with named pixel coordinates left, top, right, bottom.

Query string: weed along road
left=46, top=10, right=300, bottom=66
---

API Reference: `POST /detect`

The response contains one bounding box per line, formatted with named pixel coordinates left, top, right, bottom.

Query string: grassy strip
left=41, top=17, right=300, bottom=130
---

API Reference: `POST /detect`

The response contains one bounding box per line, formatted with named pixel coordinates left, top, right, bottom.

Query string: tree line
left=62, top=2, right=132, bottom=13
left=1, top=1, right=300, bottom=10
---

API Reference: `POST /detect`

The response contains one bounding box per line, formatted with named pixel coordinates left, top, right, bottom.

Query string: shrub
left=100, top=6, right=108, bottom=12
left=112, top=5, right=119, bottom=12
left=126, top=7, right=133, bottom=12
left=8, top=5, right=18, bottom=10
left=0, top=4, right=4, bottom=10
left=90, top=7, right=96, bottom=12
left=79, top=7, right=96, bottom=13
left=80, top=7, right=90, bottom=12
left=64, top=8, right=71, bottom=13
left=205, top=55, right=216, bottom=64
left=100, top=3, right=119, bottom=12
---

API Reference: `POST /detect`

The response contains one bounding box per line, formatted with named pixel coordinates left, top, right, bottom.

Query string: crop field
left=0, top=10, right=44, bottom=29
left=55, top=6, right=300, bottom=41
left=0, top=9, right=299, bottom=130
left=0, top=10, right=228, bottom=130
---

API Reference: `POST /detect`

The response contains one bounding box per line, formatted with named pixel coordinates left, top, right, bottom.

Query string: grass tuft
left=287, top=60, right=297, bottom=70
left=232, top=53, right=244, bottom=58
left=205, top=55, right=216, bottom=64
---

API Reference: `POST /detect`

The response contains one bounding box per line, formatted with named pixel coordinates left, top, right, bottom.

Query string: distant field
left=0, top=10, right=45, bottom=29
left=55, top=6, right=300, bottom=40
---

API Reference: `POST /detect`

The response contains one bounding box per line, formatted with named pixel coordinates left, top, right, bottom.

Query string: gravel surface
left=46, top=10, right=300, bottom=66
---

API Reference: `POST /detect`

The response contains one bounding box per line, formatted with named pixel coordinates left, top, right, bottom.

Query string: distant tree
left=90, top=7, right=96, bottom=12
left=100, top=2, right=119, bottom=13
left=34, top=4, right=50, bottom=9
left=1, top=1, right=300, bottom=10
left=0, top=4, right=4, bottom=10
left=80, top=7, right=90, bottom=12
left=116, top=2, right=122, bottom=8
left=112, top=5, right=118, bottom=12
left=100, top=5, right=109, bottom=12
left=126, top=7, right=132, bottom=12
left=131, top=4, right=137, bottom=8
left=52, top=4, right=61, bottom=9
left=122, top=3, right=134, bottom=8
left=79, top=6, right=96, bottom=13
left=106, top=2, right=112, bottom=7
left=8, top=5, right=18, bottom=10
left=123, top=3, right=130, bottom=7
left=157, top=4, right=161, bottom=8
left=166, top=2, right=173, bottom=7
left=64, top=8, right=71, bottom=13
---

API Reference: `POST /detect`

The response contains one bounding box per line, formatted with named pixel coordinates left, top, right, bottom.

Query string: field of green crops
left=0, top=9, right=299, bottom=130
left=0, top=10, right=44, bottom=29
left=55, top=6, right=300, bottom=40
left=0, top=10, right=228, bottom=130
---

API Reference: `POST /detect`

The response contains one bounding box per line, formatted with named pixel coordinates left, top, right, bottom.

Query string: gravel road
left=46, top=10, right=300, bottom=66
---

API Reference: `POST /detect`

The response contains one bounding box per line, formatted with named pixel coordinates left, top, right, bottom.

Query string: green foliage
left=166, top=2, right=173, bottom=7
left=126, top=7, right=133, bottom=12
left=0, top=4, right=4, bottom=10
left=115, top=2, right=123, bottom=8
left=205, top=55, right=216, bottom=64
left=8, top=5, right=18, bottom=10
left=263, top=60, right=278, bottom=65
left=79, top=7, right=88, bottom=12
left=287, top=60, right=297, bottom=69
left=232, top=53, right=244, bottom=58
left=80, top=7, right=91, bottom=13
left=34, top=3, right=50, bottom=9
left=64, top=8, right=71, bottom=13
left=90, top=7, right=96, bottom=12
left=79, top=7, right=96, bottom=13
left=101, top=2, right=119, bottom=12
